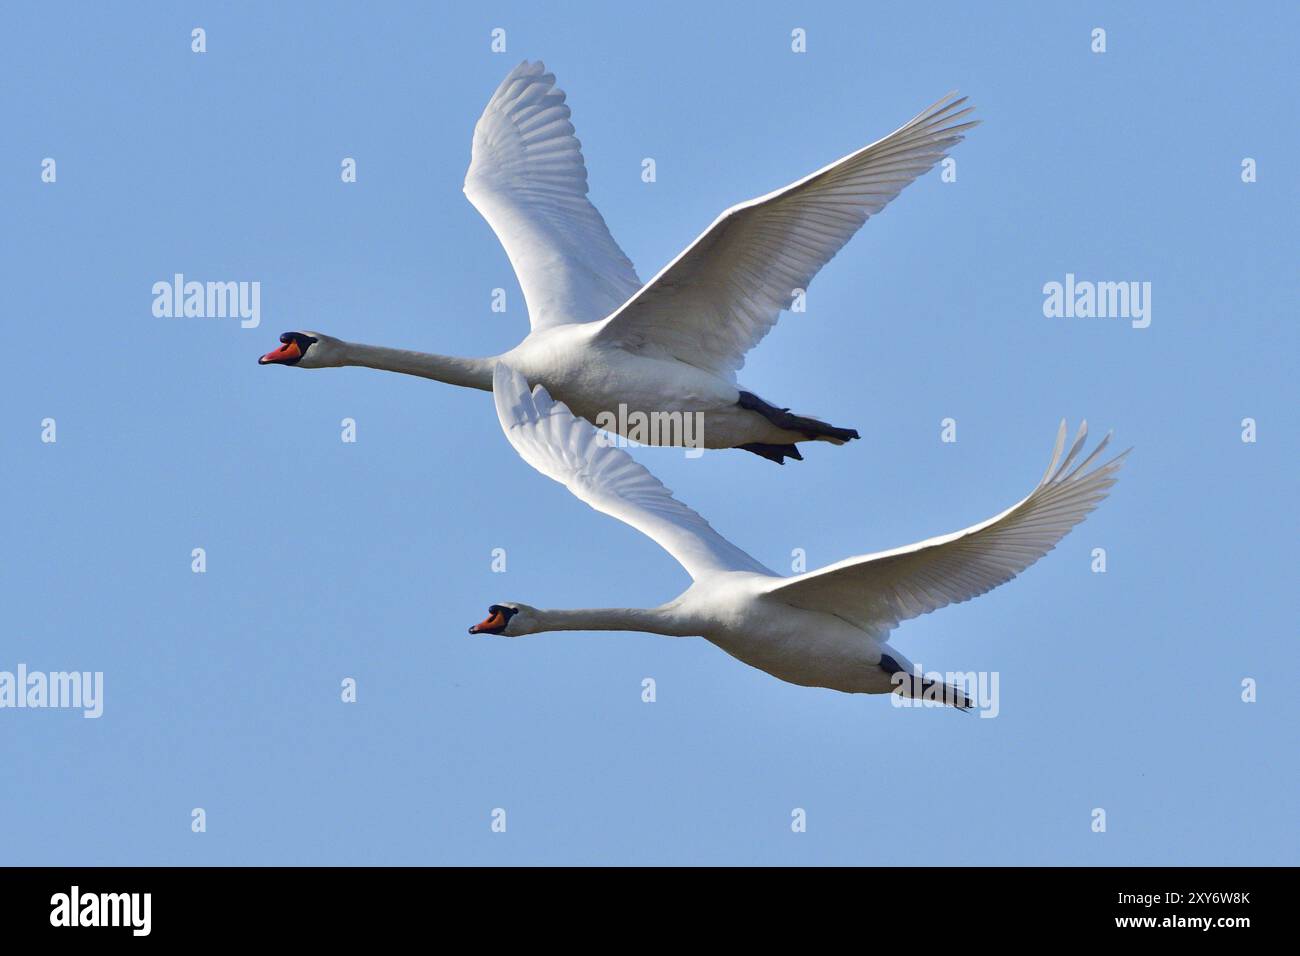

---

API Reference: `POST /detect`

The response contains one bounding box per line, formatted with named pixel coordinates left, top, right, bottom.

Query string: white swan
left=259, top=61, right=977, bottom=463
left=470, top=365, right=1127, bottom=707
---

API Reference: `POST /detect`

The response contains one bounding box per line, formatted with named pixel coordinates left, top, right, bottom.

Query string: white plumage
left=260, top=61, right=977, bottom=460
left=478, top=364, right=1128, bottom=704
left=493, top=363, right=771, bottom=580
left=593, top=92, right=976, bottom=377
left=464, top=61, right=642, bottom=331
left=762, top=421, right=1125, bottom=636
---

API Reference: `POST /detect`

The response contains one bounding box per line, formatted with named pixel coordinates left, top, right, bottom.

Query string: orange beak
left=259, top=338, right=302, bottom=365
left=469, top=610, right=507, bottom=635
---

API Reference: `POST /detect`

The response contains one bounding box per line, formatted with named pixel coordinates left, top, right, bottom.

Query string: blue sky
left=2, top=1, right=1295, bottom=865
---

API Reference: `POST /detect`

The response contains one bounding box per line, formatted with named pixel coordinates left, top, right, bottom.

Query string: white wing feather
left=493, top=364, right=771, bottom=580
left=593, top=93, right=977, bottom=378
left=464, top=61, right=642, bottom=332
left=763, top=422, right=1127, bottom=635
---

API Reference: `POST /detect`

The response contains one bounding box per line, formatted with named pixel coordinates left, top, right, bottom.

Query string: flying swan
left=259, top=61, right=977, bottom=463
left=470, top=365, right=1127, bottom=707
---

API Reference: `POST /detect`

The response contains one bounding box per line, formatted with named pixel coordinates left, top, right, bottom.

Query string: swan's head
left=258, top=330, right=338, bottom=368
left=468, top=602, right=534, bottom=637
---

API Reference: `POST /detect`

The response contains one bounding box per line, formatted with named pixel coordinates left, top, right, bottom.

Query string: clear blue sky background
left=2, top=2, right=1295, bottom=865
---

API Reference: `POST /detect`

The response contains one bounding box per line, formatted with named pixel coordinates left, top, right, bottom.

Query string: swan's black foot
left=736, top=391, right=860, bottom=443
left=879, top=653, right=974, bottom=711
left=739, top=442, right=803, bottom=465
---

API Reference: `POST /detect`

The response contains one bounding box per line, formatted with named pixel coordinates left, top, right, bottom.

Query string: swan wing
left=493, top=363, right=771, bottom=580
left=592, top=93, right=976, bottom=378
left=464, top=61, right=642, bottom=332
left=762, top=422, right=1127, bottom=635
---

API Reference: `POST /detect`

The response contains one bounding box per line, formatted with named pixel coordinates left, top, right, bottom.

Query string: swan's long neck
left=529, top=607, right=693, bottom=637
left=334, top=341, right=494, bottom=391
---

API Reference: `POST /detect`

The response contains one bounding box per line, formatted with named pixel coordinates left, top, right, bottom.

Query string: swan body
left=501, top=326, right=772, bottom=449
left=260, top=61, right=978, bottom=462
left=473, top=365, right=1128, bottom=706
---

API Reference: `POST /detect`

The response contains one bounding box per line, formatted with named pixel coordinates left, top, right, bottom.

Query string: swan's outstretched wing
left=763, top=422, right=1127, bottom=636
left=493, top=364, right=771, bottom=580
left=593, top=93, right=977, bottom=378
left=465, top=61, right=642, bottom=332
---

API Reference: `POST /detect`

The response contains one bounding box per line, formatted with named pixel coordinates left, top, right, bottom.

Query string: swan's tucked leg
left=736, top=391, right=861, bottom=444
left=879, top=653, right=973, bottom=712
